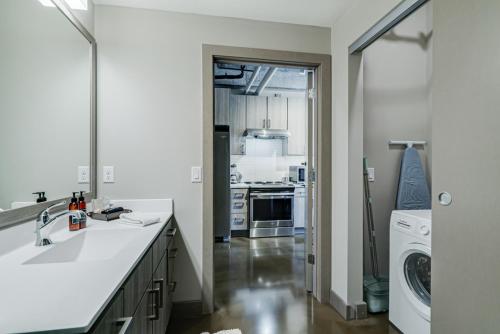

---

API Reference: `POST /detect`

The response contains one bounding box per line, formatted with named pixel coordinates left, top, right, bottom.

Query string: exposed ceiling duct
left=255, top=67, right=277, bottom=95
left=214, top=65, right=246, bottom=80
left=244, top=66, right=262, bottom=95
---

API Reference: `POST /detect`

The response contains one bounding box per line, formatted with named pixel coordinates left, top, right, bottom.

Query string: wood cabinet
left=88, top=218, right=177, bottom=334
left=287, top=96, right=307, bottom=155
left=267, top=96, right=288, bottom=130
left=229, top=94, right=247, bottom=155
left=214, top=88, right=230, bottom=126
left=246, top=95, right=268, bottom=129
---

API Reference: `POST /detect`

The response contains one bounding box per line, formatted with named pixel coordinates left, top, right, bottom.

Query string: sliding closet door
left=432, top=1, right=500, bottom=333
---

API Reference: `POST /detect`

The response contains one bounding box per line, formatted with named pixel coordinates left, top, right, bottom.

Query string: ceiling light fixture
left=38, top=0, right=88, bottom=10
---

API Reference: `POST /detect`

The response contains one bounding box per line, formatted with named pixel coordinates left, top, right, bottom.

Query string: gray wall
left=95, top=5, right=331, bottom=302
left=362, top=3, right=432, bottom=276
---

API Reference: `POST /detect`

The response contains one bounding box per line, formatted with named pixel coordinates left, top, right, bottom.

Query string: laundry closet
left=361, top=2, right=432, bottom=332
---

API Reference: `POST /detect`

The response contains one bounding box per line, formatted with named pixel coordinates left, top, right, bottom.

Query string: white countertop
left=0, top=201, right=173, bottom=333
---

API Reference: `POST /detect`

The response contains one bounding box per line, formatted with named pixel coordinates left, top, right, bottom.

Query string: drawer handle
left=233, top=203, right=244, bottom=209
left=147, top=288, right=160, bottom=320
left=233, top=194, right=244, bottom=199
left=153, top=278, right=164, bottom=308
left=167, top=227, right=177, bottom=237
left=169, top=281, right=177, bottom=293
left=115, top=317, right=133, bottom=334
left=168, top=248, right=178, bottom=259
left=233, top=218, right=244, bottom=225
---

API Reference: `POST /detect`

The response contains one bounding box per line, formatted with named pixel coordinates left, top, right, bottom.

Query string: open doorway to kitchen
left=200, top=45, right=332, bottom=325
left=212, top=60, right=314, bottom=330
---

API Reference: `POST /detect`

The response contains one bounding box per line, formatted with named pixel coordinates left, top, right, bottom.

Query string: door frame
left=202, top=44, right=332, bottom=313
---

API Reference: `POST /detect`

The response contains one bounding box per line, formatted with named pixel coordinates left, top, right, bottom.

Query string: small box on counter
left=89, top=207, right=132, bottom=221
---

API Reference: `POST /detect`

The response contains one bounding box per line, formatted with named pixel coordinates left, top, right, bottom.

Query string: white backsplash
left=231, top=138, right=306, bottom=182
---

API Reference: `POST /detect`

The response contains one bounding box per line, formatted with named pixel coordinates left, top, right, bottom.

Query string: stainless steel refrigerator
left=214, top=125, right=230, bottom=241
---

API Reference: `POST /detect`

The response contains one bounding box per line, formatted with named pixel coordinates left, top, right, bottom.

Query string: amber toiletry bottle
left=69, top=192, right=80, bottom=231
left=78, top=191, right=87, bottom=229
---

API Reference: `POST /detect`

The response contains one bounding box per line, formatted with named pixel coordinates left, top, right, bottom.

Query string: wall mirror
left=0, top=0, right=96, bottom=228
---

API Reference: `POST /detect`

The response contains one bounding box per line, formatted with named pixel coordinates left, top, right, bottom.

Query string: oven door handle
left=251, top=193, right=295, bottom=198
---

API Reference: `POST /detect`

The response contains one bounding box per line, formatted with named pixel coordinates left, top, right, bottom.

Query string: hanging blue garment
left=396, top=147, right=431, bottom=210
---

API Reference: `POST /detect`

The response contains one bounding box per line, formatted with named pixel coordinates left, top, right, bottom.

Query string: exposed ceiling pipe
left=214, top=65, right=246, bottom=80
left=255, top=67, right=277, bottom=96
left=244, top=66, right=262, bottom=95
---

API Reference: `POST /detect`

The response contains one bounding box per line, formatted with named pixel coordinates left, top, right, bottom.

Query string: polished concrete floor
left=168, top=236, right=396, bottom=334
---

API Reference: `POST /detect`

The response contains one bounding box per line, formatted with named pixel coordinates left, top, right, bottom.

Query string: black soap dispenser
left=32, top=192, right=47, bottom=203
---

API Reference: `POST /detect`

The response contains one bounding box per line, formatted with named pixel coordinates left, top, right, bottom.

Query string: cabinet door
left=293, top=189, right=306, bottom=229
left=246, top=95, right=267, bottom=129
left=229, top=94, right=246, bottom=155
left=89, top=290, right=124, bottom=334
left=152, top=255, right=169, bottom=334
left=123, top=248, right=153, bottom=317
left=287, top=96, right=307, bottom=155
left=214, top=88, right=230, bottom=126
left=128, top=282, right=154, bottom=334
left=267, top=96, right=288, bottom=130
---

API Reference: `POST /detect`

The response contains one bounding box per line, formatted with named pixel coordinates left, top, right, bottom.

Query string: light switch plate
left=367, top=168, right=375, bottom=182
left=78, top=166, right=90, bottom=184
left=103, top=166, right=115, bottom=183
left=191, top=166, right=202, bottom=183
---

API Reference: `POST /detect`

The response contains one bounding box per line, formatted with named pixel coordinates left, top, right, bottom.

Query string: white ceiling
left=92, top=0, right=352, bottom=27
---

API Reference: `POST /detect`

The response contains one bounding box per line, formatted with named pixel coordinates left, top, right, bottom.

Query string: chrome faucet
left=35, top=201, right=85, bottom=246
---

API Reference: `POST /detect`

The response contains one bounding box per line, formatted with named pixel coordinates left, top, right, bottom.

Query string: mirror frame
left=0, top=0, right=97, bottom=229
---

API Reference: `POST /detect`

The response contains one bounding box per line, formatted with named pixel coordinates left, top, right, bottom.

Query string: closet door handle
left=267, top=119, right=271, bottom=128
left=115, top=317, right=133, bottom=334
left=153, top=278, right=164, bottom=308
left=262, top=119, right=266, bottom=128
left=169, top=281, right=177, bottom=293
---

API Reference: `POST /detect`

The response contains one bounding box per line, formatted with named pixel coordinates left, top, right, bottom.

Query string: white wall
left=70, top=0, right=95, bottom=34
left=331, top=0, right=405, bottom=308
left=95, top=5, right=330, bottom=302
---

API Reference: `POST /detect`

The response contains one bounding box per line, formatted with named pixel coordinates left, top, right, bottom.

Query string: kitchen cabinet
left=229, top=94, right=247, bottom=155
left=267, top=96, right=288, bottom=130
left=214, top=88, right=230, bottom=126
left=294, top=187, right=306, bottom=230
left=246, top=95, right=268, bottom=129
left=231, top=188, right=248, bottom=234
left=88, top=218, right=177, bottom=334
left=287, top=96, right=307, bottom=155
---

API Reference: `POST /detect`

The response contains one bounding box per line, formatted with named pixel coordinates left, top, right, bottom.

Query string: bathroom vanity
left=0, top=200, right=177, bottom=333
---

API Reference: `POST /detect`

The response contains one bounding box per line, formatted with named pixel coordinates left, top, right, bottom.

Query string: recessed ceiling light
left=38, top=0, right=88, bottom=10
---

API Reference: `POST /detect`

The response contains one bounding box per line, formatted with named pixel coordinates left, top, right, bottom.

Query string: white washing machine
left=389, top=210, right=431, bottom=334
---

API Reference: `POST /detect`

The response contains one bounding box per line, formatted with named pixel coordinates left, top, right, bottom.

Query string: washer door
left=399, top=243, right=431, bottom=320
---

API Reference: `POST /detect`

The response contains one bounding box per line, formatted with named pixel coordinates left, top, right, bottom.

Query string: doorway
left=201, top=45, right=331, bottom=314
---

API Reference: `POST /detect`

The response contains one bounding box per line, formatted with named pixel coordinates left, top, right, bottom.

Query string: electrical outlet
left=191, top=166, right=202, bottom=183
left=78, top=166, right=90, bottom=184
left=103, top=166, right=115, bottom=183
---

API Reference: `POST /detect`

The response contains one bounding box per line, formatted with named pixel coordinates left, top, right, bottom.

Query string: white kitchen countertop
left=0, top=199, right=173, bottom=333
left=230, top=183, right=306, bottom=189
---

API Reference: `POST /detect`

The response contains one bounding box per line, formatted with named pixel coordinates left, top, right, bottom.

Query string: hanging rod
left=388, top=140, right=426, bottom=148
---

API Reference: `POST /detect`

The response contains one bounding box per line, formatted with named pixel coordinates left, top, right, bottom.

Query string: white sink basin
left=23, top=229, right=138, bottom=265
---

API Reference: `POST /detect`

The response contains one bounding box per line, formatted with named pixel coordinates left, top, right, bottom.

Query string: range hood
left=243, top=128, right=291, bottom=139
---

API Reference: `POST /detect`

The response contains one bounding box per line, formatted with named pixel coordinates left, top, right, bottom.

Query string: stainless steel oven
left=249, top=187, right=294, bottom=238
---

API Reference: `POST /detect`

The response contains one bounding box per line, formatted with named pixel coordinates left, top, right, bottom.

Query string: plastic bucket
left=363, top=275, right=389, bottom=313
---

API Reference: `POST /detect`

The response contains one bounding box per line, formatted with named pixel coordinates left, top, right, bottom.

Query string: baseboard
left=172, top=300, right=203, bottom=319
left=329, top=290, right=367, bottom=320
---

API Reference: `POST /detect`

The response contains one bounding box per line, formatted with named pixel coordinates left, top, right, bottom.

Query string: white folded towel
left=119, top=212, right=160, bottom=226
